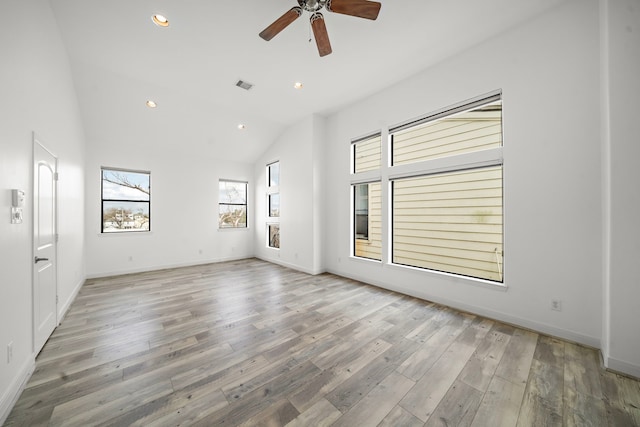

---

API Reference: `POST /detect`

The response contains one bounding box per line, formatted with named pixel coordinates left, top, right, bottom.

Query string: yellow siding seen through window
left=393, top=101, right=502, bottom=166
left=354, top=182, right=382, bottom=261
left=393, top=166, right=503, bottom=281
left=354, top=134, right=381, bottom=173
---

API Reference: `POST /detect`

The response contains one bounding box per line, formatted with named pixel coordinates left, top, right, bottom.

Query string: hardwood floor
left=5, top=258, right=640, bottom=426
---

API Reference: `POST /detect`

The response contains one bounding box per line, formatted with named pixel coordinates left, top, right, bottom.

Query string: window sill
left=99, top=230, right=152, bottom=236
left=350, top=255, right=382, bottom=264
left=386, top=262, right=507, bottom=291
left=218, top=227, right=249, bottom=232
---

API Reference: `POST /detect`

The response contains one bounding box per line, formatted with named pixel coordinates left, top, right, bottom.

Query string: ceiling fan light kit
left=259, top=0, right=381, bottom=57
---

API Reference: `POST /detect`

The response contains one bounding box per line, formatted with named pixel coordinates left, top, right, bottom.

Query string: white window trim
left=349, top=91, right=505, bottom=287
left=218, top=179, right=248, bottom=230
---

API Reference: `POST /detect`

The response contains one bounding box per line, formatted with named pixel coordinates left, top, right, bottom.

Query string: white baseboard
left=328, top=267, right=601, bottom=349
left=0, top=355, right=35, bottom=426
left=255, top=256, right=324, bottom=276
left=605, top=356, right=640, bottom=379
left=58, top=275, right=85, bottom=322
left=85, top=255, right=254, bottom=279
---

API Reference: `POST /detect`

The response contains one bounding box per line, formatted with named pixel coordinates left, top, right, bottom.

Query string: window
left=352, top=134, right=381, bottom=173
left=268, top=161, right=280, bottom=187
left=392, top=99, right=502, bottom=166
left=390, top=95, right=503, bottom=282
left=392, top=166, right=503, bottom=281
left=354, top=184, right=369, bottom=239
left=101, top=168, right=150, bottom=233
left=348, top=93, right=504, bottom=283
left=268, top=223, right=280, bottom=248
left=353, top=182, right=382, bottom=261
left=269, top=193, right=280, bottom=217
left=351, top=133, right=382, bottom=261
left=219, top=180, right=247, bottom=228
left=266, top=161, right=280, bottom=248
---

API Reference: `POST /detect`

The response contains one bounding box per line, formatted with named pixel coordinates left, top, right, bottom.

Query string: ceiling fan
left=259, top=0, right=382, bottom=57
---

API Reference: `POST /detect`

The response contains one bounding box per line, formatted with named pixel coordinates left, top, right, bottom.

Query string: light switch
left=11, top=207, right=23, bottom=224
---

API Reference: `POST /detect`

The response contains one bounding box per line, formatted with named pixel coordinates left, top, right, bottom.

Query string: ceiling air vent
left=235, top=80, right=254, bottom=91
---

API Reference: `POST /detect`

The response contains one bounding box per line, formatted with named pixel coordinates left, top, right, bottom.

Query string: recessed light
left=237, top=124, right=246, bottom=130
left=152, top=14, right=169, bottom=27
left=294, top=82, right=303, bottom=89
left=146, top=100, right=157, bottom=108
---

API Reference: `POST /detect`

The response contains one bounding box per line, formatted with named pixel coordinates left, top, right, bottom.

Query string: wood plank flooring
left=5, top=258, right=640, bottom=426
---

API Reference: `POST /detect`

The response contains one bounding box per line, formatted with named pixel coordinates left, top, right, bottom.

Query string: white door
left=33, top=138, right=58, bottom=355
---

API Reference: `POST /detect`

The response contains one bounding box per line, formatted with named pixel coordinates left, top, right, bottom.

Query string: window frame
left=218, top=179, right=248, bottom=229
left=350, top=132, right=383, bottom=262
left=266, top=161, right=280, bottom=248
left=348, top=91, right=505, bottom=286
left=267, top=223, right=280, bottom=249
left=101, top=167, right=151, bottom=234
left=388, top=92, right=504, bottom=283
left=354, top=183, right=370, bottom=240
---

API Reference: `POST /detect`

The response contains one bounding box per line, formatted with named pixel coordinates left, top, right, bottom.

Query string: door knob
left=34, top=256, right=49, bottom=263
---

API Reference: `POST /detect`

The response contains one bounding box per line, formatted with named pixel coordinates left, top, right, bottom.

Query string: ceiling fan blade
left=259, top=7, right=303, bottom=41
left=326, top=0, right=381, bottom=20
left=311, top=13, right=332, bottom=57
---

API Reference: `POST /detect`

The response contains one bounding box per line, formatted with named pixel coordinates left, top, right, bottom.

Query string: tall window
left=267, top=161, right=280, bottom=248
left=353, top=181, right=382, bottom=261
left=101, top=167, right=150, bottom=233
left=219, top=180, right=247, bottom=228
left=351, top=134, right=382, bottom=261
left=390, top=95, right=503, bottom=282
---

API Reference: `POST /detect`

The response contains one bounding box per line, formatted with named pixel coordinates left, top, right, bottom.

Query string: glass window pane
left=102, top=169, right=150, bottom=201
left=392, top=100, right=502, bottom=166
left=219, top=205, right=247, bottom=228
left=268, top=224, right=280, bottom=248
left=269, top=193, right=280, bottom=217
left=353, top=182, right=381, bottom=261
left=392, top=166, right=503, bottom=282
left=101, top=168, right=151, bottom=233
left=353, top=134, right=381, bottom=173
left=219, top=180, right=247, bottom=229
left=268, top=162, right=280, bottom=187
left=103, top=201, right=150, bottom=232
left=219, top=181, right=247, bottom=204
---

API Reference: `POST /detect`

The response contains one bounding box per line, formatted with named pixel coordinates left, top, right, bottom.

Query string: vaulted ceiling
left=51, top=0, right=567, bottom=162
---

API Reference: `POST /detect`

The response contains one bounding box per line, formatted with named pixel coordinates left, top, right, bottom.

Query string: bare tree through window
left=219, top=180, right=247, bottom=228
left=101, top=168, right=150, bottom=233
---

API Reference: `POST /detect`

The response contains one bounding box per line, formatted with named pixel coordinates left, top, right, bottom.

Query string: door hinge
left=56, top=295, right=59, bottom=304
left=54, top=172, right=59, bottom=181
left=55, top=234, right=59, bottom=243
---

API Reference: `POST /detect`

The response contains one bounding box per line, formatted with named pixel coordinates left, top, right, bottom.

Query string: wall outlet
left=7, top=342, right=13, bottom=364
left=551, top=299, right=562, bottom=312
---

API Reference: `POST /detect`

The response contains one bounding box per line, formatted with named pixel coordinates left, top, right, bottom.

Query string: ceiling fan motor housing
left=298, top=0, right=327, bottom=13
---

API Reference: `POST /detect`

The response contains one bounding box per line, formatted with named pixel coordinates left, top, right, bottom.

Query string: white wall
left=0, top=0, right=86, bottom=421
left=84, top=130, right=254, bottom=278
left=254, top=115, right=325, bottom=275
left=602, top=0, right=640, bottom=377
left=323, top=0, right=604, bottom=349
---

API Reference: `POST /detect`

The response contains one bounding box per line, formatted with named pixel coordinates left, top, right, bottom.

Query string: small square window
left=269, top=193, right=280, bottom=217
left=268, top=162, right=280, bottom=187
left=268, top=224, right=280, bottom=248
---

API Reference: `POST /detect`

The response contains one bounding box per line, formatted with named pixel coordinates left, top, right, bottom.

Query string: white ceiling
left=50, top=0, right=567, bottom=162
